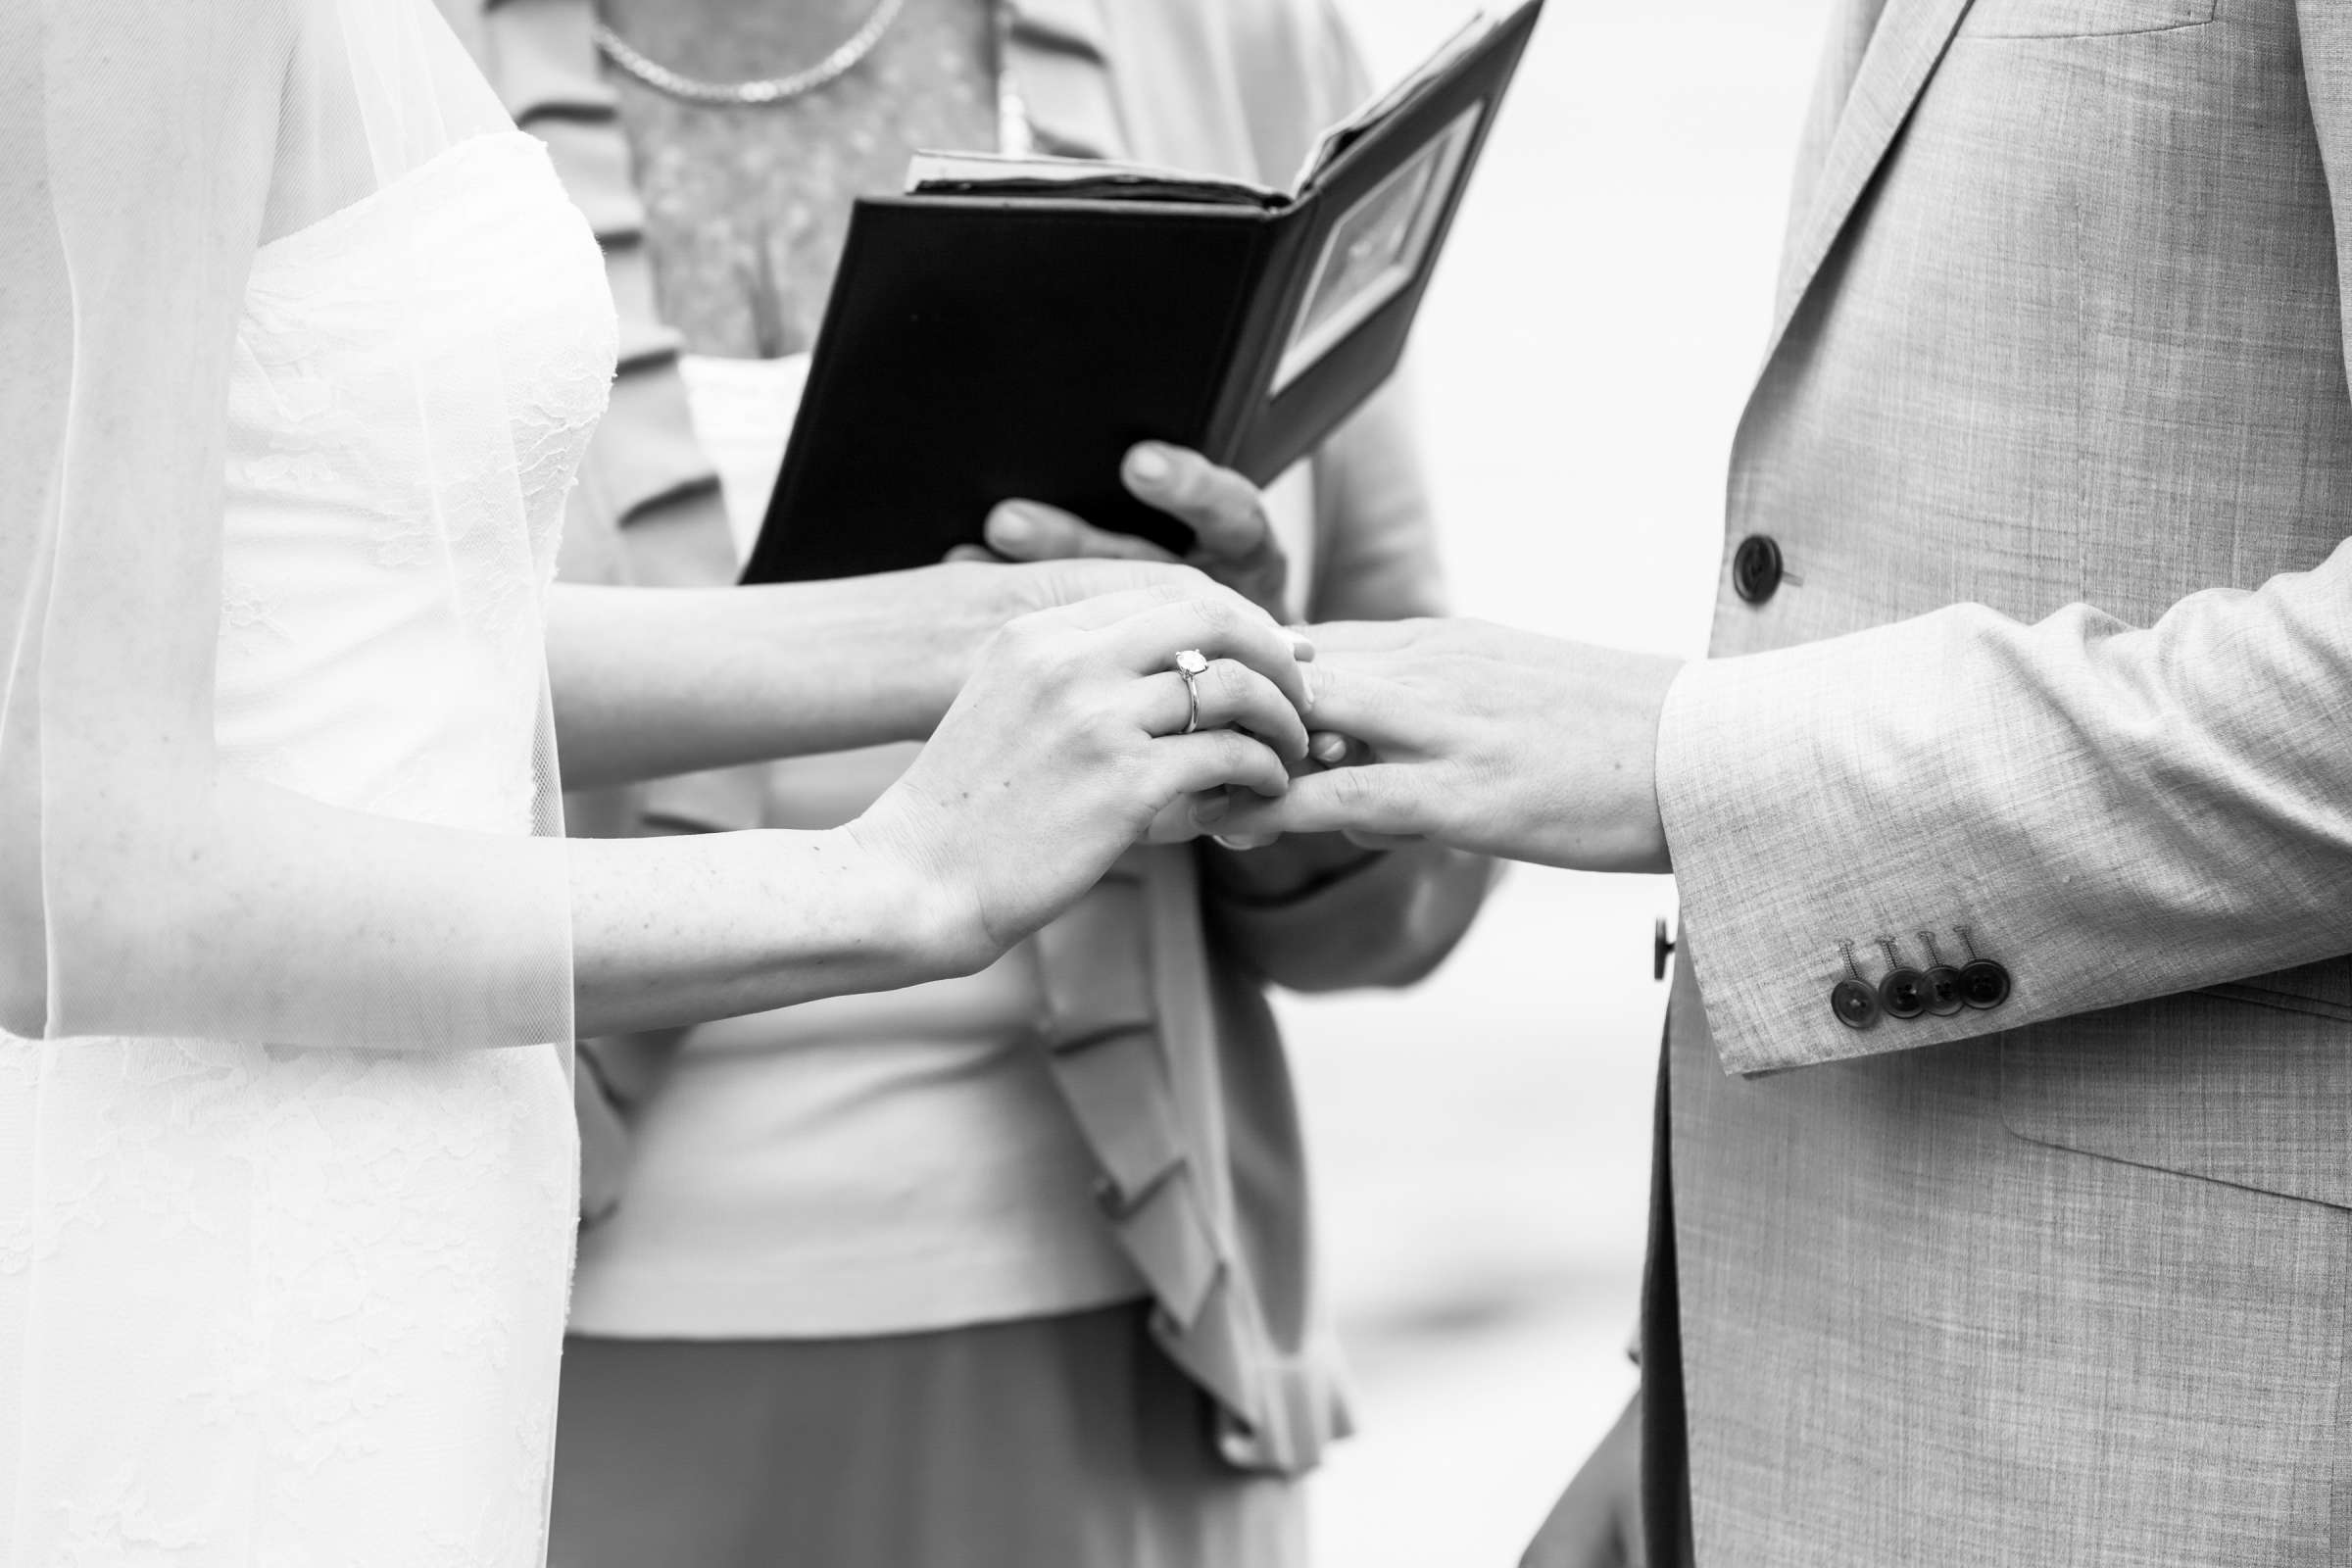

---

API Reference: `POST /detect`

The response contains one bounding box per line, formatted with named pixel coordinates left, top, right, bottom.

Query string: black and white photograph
left=1273, top=103, right=1479, bottom=393
left=4, top=0, right=2348, bottom=1564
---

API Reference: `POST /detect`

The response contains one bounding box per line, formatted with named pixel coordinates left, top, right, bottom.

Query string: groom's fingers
left=1213, top=760, right=1429, bottom=841
left=1296, top=618, right=1426, bottom=655
left=1286, top=661, right=1425, bottom=751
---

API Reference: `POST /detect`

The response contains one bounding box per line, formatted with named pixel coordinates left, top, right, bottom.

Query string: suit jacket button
left=1879, top=966, right=1929, bottom=1019
left=1732, top=534, right=1783, bottom=603
left=1922, top=965, right=1965, bottom=1016
left=1959, top=958, right=2012, bottom=1009
left=1832, top=978, right=1881, bottom=1029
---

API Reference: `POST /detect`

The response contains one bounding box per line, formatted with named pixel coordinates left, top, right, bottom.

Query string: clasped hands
left=972, top=441, right=1685, bottom=876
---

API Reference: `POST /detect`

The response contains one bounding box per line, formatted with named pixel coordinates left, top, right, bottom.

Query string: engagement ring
left=1173, top=648, right=1210, bottom=734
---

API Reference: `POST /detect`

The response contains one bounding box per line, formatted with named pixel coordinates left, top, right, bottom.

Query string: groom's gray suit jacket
left=1655, top=0, right=2352, bottom=1561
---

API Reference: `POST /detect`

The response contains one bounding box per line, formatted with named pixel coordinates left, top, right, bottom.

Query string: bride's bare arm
left=545, top=559, right=1202, bottom=786
left=5, top=7, right=1308, bottom=1048
left=564, top=583, right=1315, bottom=1035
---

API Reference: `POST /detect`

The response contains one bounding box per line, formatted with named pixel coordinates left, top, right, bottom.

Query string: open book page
left=904, top=151, right=1286, bottom=208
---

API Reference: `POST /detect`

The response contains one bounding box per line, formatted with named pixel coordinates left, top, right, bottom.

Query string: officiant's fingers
left=1141, top=658, right=1310, bottom=762
left=1092, top=597, right=1314, bottom=715
left=1121, top=444, right=1268, bottom=560
left=1281, top=661, right=1425, bottom=753
left=987, top=501, right=1177, bottom=564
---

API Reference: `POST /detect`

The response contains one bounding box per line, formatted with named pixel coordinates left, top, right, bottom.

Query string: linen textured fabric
left=1, top=0, right=608, bottom=1559
left=451, top=0, right=1494, bottom=1484
left=1650, top=0, right=2352, bottom=1560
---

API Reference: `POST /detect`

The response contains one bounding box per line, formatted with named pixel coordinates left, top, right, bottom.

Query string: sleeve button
left=1732, top=534, right=1784, bottom=604
left=1832, top=978, right=1882, bottom=1030
left=1879, top=966, right=1929, bottom=1019
left=1959, top=958, right=2011, bottom=1009
left=1921, top=965, right=1965, bottom=1016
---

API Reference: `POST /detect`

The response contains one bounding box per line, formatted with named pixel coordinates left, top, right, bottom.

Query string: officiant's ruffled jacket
left=440, top=0, right=1496, bottom=1478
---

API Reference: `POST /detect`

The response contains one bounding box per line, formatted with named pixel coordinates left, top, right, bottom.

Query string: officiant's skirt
left=546, top=1300, right=1304, bottom=1568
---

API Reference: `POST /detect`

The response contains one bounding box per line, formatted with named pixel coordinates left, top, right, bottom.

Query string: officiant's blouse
left=444, top=0, right=1494, bottom=1557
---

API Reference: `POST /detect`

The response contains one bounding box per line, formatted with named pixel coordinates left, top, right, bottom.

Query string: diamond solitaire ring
left=1173, top=648, right=1210, bottom=734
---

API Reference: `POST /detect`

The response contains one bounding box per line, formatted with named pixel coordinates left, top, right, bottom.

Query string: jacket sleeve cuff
left=1655, top=622, right=2017, bottom=1075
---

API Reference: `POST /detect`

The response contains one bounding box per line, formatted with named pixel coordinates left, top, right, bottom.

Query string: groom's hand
left=1210, top=618, right=1681, bottom=872
left=957, top=442, right=1296, bottom=622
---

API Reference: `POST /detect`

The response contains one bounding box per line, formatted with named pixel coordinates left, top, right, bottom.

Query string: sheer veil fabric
left=3, top=0, right=611, bottom=1558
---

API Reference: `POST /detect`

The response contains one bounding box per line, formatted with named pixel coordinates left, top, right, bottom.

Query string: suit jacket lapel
left=1760, top=0, right=1976, bottom=368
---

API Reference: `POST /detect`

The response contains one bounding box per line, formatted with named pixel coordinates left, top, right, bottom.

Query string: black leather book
left=740, top=0, right=1544, bottom=582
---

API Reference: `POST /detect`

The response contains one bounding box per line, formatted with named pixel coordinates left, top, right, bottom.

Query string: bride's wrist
left=830, top=809, right=994, bottom=983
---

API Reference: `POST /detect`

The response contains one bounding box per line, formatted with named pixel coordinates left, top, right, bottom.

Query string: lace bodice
left=219, top=130, right=614, bottom=830
left=0, top=125, right=613, bottom=1567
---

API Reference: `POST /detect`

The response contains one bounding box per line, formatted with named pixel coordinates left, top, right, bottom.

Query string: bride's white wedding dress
left=1, top=5, right=615, bottom=1560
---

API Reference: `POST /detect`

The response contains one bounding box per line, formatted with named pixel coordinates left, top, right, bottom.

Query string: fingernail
left=1300, top=662, right=1317, bottom=713
left=1310, top=733, right=1347, bottom=765
left=1212, top=833, right=1271, bottom=852
left=1284, top=627, right=1316, bottom=662
left=1127, top=446, right=1171, bottom=485
left=1191, top=792, right=1232, bottom=829
left=989, top=506, right=1033, bottom=546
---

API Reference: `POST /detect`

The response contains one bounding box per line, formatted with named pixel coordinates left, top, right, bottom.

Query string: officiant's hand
left=1208, top=618, right=1683, bottom=872
left=958, top=443, right=1296, bottom=621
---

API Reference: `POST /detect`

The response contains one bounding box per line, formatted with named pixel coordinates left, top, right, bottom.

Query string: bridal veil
left=2, top=3, right=600, bottom=1558
left=2, top=0, right=576, bottom=1049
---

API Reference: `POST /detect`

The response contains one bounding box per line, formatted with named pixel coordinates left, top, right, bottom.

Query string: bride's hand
left=852, top=577, right=1313, bottom=972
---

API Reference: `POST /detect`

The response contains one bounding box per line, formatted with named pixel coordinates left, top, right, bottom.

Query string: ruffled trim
left=479, top=0, right=719, bottom=547
left=1034, top=858, right=1348, bottom=1474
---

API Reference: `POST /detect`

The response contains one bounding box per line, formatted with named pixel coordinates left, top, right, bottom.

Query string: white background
left=1289, top=2, right=1833, bottom=1561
